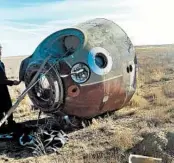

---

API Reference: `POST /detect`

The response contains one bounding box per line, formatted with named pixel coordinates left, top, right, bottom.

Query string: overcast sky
left=0, top=0, right=174, bottom=56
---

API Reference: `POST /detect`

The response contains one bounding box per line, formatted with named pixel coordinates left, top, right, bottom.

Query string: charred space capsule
left=19, top=18, right=137, bottom=118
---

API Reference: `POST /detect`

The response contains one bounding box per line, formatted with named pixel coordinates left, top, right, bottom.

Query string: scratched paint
left=19, top=18, right=137, bottom=118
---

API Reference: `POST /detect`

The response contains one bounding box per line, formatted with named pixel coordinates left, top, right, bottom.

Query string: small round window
left=95, top=53, right=108, bottom=69
left=88, top=47, right=113, bottom=75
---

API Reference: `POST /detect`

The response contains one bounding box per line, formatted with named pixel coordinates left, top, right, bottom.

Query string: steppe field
left=1, top=45, right=174, bottom=163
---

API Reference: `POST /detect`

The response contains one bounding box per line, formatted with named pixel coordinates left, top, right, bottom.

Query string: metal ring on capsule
left=87, top=47, right=113, bottom=75
left=71, top=63, right=90, bottom=84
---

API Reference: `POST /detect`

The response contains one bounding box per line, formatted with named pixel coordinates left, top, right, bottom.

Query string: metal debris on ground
left=129, top=154, right=162, bottom=163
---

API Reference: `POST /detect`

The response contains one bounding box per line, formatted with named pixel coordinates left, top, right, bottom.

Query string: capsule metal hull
left=19, top=18, right=137, bottom=118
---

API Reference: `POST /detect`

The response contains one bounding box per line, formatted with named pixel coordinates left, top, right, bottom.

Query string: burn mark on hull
left=63, top=76, right=128, bottom=118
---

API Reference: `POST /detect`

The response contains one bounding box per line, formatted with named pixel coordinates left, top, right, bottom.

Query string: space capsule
left=19, top=18, right=137, bottom=118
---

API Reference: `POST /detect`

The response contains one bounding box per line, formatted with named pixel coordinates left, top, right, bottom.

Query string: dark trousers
left=0, top=112, right=14, bottom=125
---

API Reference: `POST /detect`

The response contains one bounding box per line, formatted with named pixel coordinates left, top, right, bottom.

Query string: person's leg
left=0, top=112, right=4, bottom=120
left=8, top=113, right=14, bottom=122
left=0, top=111, right=6, bottom=128
left=5, top=98, right=16, bottom=126
left=8, top=113, right=16, bottom=126
left=3, top=105, right=16, bottom=126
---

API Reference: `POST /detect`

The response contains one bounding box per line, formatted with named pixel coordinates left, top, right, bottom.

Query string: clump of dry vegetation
left=89, top=118, right=134, bottom=150
left=162, top=82, right=174, bottom=98
left=111, top=127, right=134, bottom=150
left=139, top=65, right=165, bottom=84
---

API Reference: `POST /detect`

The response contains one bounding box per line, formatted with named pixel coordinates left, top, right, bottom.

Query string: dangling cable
left=36, top=110, right=42, bottom=126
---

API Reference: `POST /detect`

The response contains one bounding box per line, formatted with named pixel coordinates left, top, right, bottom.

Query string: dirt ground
left=1, top=45, right=174, bottom=163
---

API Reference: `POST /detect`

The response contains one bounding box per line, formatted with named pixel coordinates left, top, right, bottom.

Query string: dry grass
left=126, top=48, right=173, bottom=127
left=162, top=82, right=174, bottom=98
left=138, top=65, right=165, bottom=84
left=128, top=94, right=149, bottom=108
left=143, top=87, right=169, bottom=106
left=111, top=127, right=134, bottom=150
left=88, top=117, right=134, bottom=150
left=136, top=108, right=171, bottom=125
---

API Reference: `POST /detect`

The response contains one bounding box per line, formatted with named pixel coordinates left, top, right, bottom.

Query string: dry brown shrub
left=162, top=82, right=174, bottom=98
left=111, top=126, right=134, bottom=150
left=128, top=94, right=149, bottom=108
left=135, top=108, right=171, bottom=126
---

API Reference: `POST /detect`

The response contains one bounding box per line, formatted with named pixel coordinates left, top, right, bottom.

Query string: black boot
left=8, top=114, right=16, bottom=127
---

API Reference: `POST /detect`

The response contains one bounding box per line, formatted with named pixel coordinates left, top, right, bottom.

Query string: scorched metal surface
left=19, top=18, right=137, bottom=118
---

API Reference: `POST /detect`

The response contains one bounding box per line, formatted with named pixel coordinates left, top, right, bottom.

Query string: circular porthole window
left=88, top=47, right=112, bottom=75
left=95, top=53, right=108, bottom=69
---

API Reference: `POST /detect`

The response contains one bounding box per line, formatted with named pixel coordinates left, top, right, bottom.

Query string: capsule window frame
left=70, top=62, right=91, bottom=84
left=88, top=47, right=113, bottom=75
